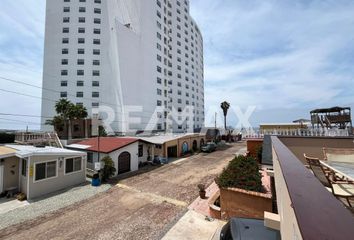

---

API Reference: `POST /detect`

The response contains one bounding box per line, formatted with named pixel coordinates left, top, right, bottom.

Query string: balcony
left=271, top=136, right=354, bottom=239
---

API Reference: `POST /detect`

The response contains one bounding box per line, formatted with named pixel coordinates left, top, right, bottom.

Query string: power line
left=0, top=76, right=167, bottom=121
left=0, top=113, right=52, bottom=119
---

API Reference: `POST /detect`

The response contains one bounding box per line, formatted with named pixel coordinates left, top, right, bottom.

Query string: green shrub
left=216, top=155, right=263, bottom=192
left=101, top=156, right=116, bottom=182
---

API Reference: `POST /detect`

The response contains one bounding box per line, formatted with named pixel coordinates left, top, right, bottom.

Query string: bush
left=0, top=133, right=15, bottom=143
left=100, top=156, right=116, bottom=182
left=216, top=155, right=263, bottom=192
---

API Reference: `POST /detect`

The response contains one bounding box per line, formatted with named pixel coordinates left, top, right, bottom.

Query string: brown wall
left=279, top=137, right=354, bottom=164
left=247, top=139, right=263, bottom=162
left=220, top=187, right=272, bottom=220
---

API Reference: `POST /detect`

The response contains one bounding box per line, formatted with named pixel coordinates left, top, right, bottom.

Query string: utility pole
left=215, top=112, right=217, bottom=143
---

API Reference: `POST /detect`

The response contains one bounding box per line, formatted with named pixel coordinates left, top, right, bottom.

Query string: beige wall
left=279, top=137, right=354, bottom=164
left=28, top=154, right=86, bottom=199
left=2, top=156, right=19, bottom=191
left=272, top=147, right=303, bottom=239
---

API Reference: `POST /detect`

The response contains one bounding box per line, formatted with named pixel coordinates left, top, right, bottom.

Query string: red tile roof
left=75, top=137, right=139, bottom=153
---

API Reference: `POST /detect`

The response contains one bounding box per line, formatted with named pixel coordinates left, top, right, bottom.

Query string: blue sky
left=1, top=0, right=354, bottom=130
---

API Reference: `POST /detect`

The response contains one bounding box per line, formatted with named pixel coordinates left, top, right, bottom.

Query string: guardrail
left=244, top=128, right=349, bottom=139
left=271, top=136, right=354, bottom=239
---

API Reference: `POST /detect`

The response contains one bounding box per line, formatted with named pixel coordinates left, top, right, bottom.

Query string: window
left=79, top=7, right=86, bottom=13
left=95, top=0, right=101, bottom=3
left=157, top=89, right=162, bottom=95
left=77, top=81, right=84, bottom=86
left=77, top=70, right=84, bottom=76
left=92, top=81, right=100, bottom=87
left=21, top=159, right=27, bottom=176
left=35, top=161, right=57, bottom=181
left=79, top=17, right=85, bottom=23
left=61, top=80, right=68, bottom=87
left=78, top=48, right=85, bottom=54
left=93, top=39, right=100, bottom=45
left=76, top=92, right=83, bottom=97
left=157, top=54, right=161, bottom=62
left=92, top=70, right=100, bottom=76
left=63, top=17, right=70, bottom=23
left=64, top=0, right=70, bottom=2
left=157, top=77, right=162, bottom=84
left=78, top=27, right=85, bottom=33
left=62, top=38, right=69, bottom=44
left=79, top=0, right=86, bottom=2
left=94, top=8, right=101, bottom=14
left=157, top=100, right=162, bottom=106
left=92, top=92, right=99, bottom=98
left=93, top=28, right=101, bottom=34
left=93, top=60, right=100, bottom=66
left=78, top=38, right=85, bottom=44
left=60, top=92, right=67, bottom=98
left=77, top=59, right=85, bottom=65
left=94, top=18, right=101, bottom=24
left=62, top=48, right=69, bottom=54
left=61, top=70, right=68, bottom=76
left=92, top=102, right=99, bottom=107
left=157, top=66, right=162, bottom=73
left=65, top=157, right=82, bottom=174
left=138, top=145, right=143, bottom=157
left=93, top=49, right=100, bottom=55
left=61, top=59, right=68, bottom=65
left=63, top=7, right=70, bottom=12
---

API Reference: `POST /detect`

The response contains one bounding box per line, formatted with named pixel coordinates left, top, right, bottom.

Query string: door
left=0, top=165, right=4, bottom=193
left=167, top=146, right=178, bottom=158
left=118, top=152, right=131, bottom=174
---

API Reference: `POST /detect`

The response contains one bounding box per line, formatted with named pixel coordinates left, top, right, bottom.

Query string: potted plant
left=198, top=184, right=206, bottom=199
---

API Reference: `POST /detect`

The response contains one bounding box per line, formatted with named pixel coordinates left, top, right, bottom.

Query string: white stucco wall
left=42, top=0, right=205, bottom=133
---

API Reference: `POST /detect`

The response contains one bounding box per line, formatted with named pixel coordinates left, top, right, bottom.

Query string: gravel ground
left=0, top=181, right=111, bottom=230
left=0, top=142, right=246, bottom=240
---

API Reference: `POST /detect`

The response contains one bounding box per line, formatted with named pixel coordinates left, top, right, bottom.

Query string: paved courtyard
left=0, top=142, right=246, bottom=240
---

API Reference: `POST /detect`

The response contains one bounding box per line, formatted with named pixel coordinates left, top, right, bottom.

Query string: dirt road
left=0, top=142, right=245, bottom=240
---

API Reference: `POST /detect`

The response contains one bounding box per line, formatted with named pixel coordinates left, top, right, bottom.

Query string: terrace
left=271, top=136, right=354, bottom=239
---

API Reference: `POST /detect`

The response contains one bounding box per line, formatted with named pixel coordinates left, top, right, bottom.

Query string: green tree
left=220, top=101, right=230, bottom=130
left=101, top=156, right=116, bottom=182
left=46, top=99, right=88, bottom=137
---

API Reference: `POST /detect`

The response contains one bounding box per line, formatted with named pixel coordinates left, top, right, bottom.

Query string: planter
left=208, top=190, right=221, bottom=219
left=199, top=190, right=206, bottom=199
left=220, top=187, right=272, bottom=220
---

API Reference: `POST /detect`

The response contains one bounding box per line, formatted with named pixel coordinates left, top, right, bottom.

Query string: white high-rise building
left=41, top=0, right=204, bottom=134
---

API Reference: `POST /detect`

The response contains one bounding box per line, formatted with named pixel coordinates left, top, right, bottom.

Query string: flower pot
left=199, top=190, right=206, bottom=199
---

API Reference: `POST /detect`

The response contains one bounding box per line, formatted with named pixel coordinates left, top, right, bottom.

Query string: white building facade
left=41, top=0, right=204, bottom=134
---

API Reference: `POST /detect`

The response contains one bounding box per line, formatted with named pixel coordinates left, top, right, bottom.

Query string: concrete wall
left=279, top=137, right=354, bottom=164
left=28, top=154, right=86, bottom=199
left=220, top=187, right=272, bottom=220
left=246, top=139, right=263, bottom=163
left=1, top=156, right=19, bottom=191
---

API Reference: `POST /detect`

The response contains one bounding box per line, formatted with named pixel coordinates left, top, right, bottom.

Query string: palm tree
left=46, top=99, right=88, bottom=138
left=220, top=101, right=230, bottom=130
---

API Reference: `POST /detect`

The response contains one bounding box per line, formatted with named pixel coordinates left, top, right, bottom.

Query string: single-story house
left=67, top=137, right=152, bottom=176
left=0, top=145, right=86, bottom=200
left=139, top=133, right=206, bottom=158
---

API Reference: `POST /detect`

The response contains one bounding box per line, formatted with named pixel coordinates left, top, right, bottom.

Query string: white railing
left=244, top=128, right=350, bottom=139
left=15, top=132, right=63, bottom=148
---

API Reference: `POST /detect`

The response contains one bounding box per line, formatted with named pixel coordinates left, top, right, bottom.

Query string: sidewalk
left=161, top=210, right=225, bottom=240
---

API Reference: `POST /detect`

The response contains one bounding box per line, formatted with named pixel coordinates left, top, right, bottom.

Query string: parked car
left=201, top=142, right=217, bottom=153
left=220, top=218, right=280, bottom=240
